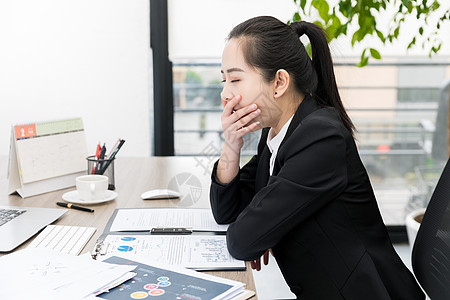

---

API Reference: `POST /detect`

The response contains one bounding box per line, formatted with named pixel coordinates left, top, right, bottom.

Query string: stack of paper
left=109, top=208, right=229, bottom=232
left=0, top=248, right=136, bottom=299
left=96, top=255, right=254, bottom=300
left=93, top=208, right=245, bottom=270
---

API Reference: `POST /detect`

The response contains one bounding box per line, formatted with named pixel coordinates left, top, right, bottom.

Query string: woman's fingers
left=250, top=250, right=271, bottom=271
left=250, top=258, right=262, bottom=271
left=222, top=95, right=259, bottom=123
left=263, top=250, right=270, bottom=265
left=231, top=109, right=260, bottom=131
left=220, top=95, right=261, bottom=152
left=222, top=95, right=241, bottom=116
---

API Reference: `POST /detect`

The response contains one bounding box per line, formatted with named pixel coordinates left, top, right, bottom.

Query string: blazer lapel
left=255, top=128, right=271, bottom=192
left=272, top=95, right=321, bottom=176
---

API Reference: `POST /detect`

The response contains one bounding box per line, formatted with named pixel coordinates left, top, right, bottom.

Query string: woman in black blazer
left=210, top=16, right=424, bottom=299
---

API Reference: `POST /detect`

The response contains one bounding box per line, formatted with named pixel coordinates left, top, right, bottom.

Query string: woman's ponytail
left=290, top=21, right=355, bottom=136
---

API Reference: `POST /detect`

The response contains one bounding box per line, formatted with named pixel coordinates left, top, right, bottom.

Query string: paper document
left=97, top=255, right=250, bottom=300
left=0, top=248, right=136, bottom=299
left=99, top=234, right=245, bottom=270
left=110, top=208, right=229, bottom=232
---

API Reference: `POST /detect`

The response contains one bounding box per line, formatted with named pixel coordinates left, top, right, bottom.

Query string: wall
left=0, top=0, right=152, bottom=158
left=168, top=0, right=297, bottom=60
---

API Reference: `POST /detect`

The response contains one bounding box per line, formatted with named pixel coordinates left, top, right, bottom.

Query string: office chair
left=412, top=157, right=450, bottom=299
left=430, top=80, right=450, bottom=161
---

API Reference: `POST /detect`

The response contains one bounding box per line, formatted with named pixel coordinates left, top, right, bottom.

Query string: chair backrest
left=412, top=157, right=450, bottom=299
left=431, top=80, right=450, bottom=161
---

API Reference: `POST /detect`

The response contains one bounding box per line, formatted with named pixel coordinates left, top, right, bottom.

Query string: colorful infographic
left=98, top=256, right=234, bottom=300
left=100, top=235, right=245, bottom=270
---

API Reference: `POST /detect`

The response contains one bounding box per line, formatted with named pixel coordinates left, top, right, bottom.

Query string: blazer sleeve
left=210, top=129, right=269, bottom=224
left=209, top=155, right=258, bottom=224
left=226, top=115, right=349, bottom=261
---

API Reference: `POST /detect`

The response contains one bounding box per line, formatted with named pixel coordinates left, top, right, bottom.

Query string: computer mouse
left=141, top=189, right=181, bottom=200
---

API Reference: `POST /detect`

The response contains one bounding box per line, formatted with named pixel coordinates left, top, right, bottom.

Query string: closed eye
left=221, top=79, right=240, bottom=83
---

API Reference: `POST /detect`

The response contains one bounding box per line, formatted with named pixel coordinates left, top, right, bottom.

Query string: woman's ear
left=273, top=69, right=290, bottom=98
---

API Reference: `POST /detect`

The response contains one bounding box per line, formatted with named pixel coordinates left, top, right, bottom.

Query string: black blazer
left=210, top=95, right=424, bottom=299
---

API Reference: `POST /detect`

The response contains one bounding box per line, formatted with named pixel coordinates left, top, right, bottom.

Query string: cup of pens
left=87, top=139, right=125, bottom=191
left=87, top=155, right=115, bottom=190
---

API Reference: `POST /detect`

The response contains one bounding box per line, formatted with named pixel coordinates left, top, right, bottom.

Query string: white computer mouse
left=141, top=189, right=181, bottom=200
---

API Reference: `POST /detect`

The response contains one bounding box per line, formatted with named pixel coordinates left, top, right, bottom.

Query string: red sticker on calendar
left=14, top=124, right=37, bottom=139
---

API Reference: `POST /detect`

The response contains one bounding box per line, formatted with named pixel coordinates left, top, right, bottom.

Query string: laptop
left=0, top=205, right=67, bottom=252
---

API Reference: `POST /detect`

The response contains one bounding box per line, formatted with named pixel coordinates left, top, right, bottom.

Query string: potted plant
left=405, top=208, right=426, bottom=248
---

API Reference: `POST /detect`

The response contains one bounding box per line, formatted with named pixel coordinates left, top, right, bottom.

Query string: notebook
left=0, top=205, right=67, bottom=252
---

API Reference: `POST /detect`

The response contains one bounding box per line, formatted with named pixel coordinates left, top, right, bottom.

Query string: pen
left=107, top=138, right=121, bottom=158
left=57, top=202, right=94, bottom=213
left=95, top=142, right=102, bottom=159
left=96, top=143, right=107, bottom=174
left=98, top=139, right=125, bottom=175
left=151, top=227, right=193, bottom=235
left=99, top=143, right=106, bottom=160
left=91, top=142, right=102, bottom=174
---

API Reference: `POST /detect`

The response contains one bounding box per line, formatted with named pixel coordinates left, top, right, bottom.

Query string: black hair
left=227, top=16, right=355, bottom=136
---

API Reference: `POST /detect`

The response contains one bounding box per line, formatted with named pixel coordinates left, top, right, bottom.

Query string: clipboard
left=8, top=118, right=88, bottom=198
left=92, top=208, right=246, bottom=271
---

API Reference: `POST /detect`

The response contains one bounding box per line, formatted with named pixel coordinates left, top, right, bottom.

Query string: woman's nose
left=220, top=85, right=232, bottom=103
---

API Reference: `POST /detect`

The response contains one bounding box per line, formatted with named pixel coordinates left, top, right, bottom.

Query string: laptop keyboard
left=0, top=208, right=27, bottom=226
left=28, top=225, right=96, bottom=255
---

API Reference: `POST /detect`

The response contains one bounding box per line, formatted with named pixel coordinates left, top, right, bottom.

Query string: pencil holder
left=87, top=155, right=115, bottom=190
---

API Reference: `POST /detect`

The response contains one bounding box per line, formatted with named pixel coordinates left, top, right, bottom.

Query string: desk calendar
left=8, top=118, right=88, bottom=198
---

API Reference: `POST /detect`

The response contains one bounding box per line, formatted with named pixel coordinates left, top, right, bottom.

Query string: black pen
left=57, top=202, right=94, bottom=213
left=95, top=143, right=107, bottom=174
left=98, top=139, right=125, bottom=175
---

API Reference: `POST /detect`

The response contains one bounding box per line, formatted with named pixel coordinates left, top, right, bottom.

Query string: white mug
left=76, top=175, right=108, bottom=201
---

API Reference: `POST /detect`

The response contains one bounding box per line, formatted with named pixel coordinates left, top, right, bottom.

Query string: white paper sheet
left=0, top=248, right=136, bottom=299
left=109, top=208, right=229, bottom=232
left=99, top=234, right=245, bottom=270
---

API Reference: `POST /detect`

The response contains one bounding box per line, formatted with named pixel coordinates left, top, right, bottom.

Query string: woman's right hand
left=250, top=249, right=273, bottom=271
left=221, top=95, right=261, bottom=154
left=216, top=95, right=260, bottom=184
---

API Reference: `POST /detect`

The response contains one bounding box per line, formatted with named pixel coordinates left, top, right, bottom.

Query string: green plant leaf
left=407, top=37, right=416, bottom=49
left=394, top=26, right=400, bottom=38
left=431, top=1, right=440, bottom=11
left=370, top=48, right=381, bottom=59
left=357, top=56, right=369, bottom=67
left=318, top=0, right=331, bottom=23
left=300, top=0, right=307, bottom=11
left=360, top=48, right=367, bottom=60
left=376, top=29, right=385, bottom=43
left=306, top=43, right=312, bottom=58
left=289, top=0, right=447, bottom=67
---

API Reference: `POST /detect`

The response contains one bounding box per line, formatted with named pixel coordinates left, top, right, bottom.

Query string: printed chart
left=98, top=256, right=241, bottom=300
left=101, top=235, right=245, bottom=270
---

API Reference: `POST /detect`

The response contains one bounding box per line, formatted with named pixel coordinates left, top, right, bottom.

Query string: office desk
left=0, top=157, right=257, bottom=297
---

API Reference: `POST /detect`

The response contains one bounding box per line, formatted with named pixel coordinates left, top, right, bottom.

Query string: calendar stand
left=8, top=118, right=88, bottom=198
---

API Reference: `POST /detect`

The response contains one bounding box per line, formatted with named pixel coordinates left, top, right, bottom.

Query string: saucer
left=62, top=190, right=118, bottom=205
